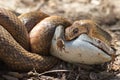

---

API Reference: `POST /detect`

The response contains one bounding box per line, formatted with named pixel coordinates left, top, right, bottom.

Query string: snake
left=0, top=8, right=71, bottom=72
left=51, top=23, right=115, bottom=64
left=0, top=8, right=115, bottom=72
left=65, top=20, right=112, bottom=45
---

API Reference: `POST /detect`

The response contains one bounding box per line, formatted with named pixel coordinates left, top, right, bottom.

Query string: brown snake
left=0, top=8, right=114, bottom=72
left=0, top=8, right=71, bottom=72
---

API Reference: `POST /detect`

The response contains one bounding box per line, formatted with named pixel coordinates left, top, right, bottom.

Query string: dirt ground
left=0, top=0, right=120, bottom=80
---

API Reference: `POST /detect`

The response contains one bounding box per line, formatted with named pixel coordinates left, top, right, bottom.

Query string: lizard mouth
left=82, top=37, right=115, bottom=58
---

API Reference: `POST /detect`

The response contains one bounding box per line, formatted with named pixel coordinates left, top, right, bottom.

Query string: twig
left=38, top=70, right=71, bottom=76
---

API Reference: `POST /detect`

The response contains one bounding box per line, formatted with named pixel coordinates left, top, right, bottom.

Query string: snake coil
left=0, top=8, right=113, bottom=72
left=0, top=8, right=71, bottom=72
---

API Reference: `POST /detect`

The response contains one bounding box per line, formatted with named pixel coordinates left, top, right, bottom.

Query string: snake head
left=65, top=20, right=89, bottom=40
left=65, top=20, right=112, bottom=45
left=51, top=23, right=116, bottom=64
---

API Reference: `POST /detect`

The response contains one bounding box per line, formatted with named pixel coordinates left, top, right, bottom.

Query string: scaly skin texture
left=0, top=8, right=70, bottom=72
left=18, top=11, right=49, bottom=32
left=0, top=8, right=29, bottom=50
left=0, top=8, right=113, bottom=72
left=0, top=25, right=58, bottom=72
left=65, top=20, right=112, bottom=45
left=18, top=12, right=71, bottom=55
left=29, top=16, right=71, bottom=55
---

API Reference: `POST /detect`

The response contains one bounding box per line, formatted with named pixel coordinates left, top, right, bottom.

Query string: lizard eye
left=73, top=28, right=78, bottom=34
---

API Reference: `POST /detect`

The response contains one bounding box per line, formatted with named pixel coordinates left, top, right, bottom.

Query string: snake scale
left=0, top=8, right=71, bottom=72
left=0, top=8, right=114, bottom=72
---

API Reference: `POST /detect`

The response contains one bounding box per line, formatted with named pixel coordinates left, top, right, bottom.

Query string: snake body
left=0, top=8, right=29, bottom=50
left=0, top=8, right=71, bottom=72
left=29, top=16, right=71, bottom=54
left=0, top=25, right=58, bottom=72
left=18, top=11, right=49, bottom=32
left=0, top=8, right=115, bottom=72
